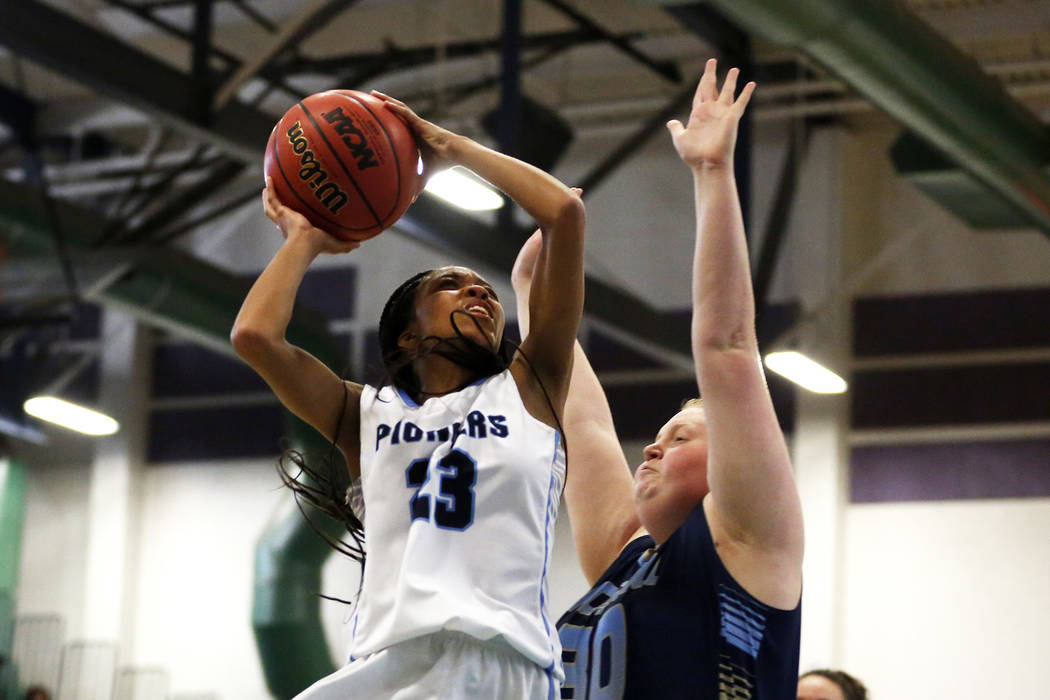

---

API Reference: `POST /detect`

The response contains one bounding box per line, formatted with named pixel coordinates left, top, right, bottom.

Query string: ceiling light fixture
left=23, top=396, right=120, bottom=436
left=424, top=167, right=503, bottom=211
left=764, top=351, right=848, bottom=394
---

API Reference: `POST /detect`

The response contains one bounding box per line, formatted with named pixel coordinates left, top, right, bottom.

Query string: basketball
left=264, top=89, right=421, bottom=241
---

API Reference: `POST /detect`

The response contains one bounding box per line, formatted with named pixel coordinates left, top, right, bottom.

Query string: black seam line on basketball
left=300, top=97, right=385, bottom=231
left=342, top=91, right=405, bottom=225
left=272, top=125, right=359, bottom=234
left=286, top=100, right=375, bottom=233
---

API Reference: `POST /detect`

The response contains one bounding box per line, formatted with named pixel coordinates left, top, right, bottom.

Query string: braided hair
left=378, top=270, right=433, bottom=394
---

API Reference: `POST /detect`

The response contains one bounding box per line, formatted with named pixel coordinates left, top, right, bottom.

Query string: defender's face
left=410, top=266, right=505, bottom=350
left=634, top=406, right=710, bottom=524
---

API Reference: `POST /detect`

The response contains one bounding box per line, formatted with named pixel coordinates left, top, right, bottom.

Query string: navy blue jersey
left=556, top=504, right=801, bottom=699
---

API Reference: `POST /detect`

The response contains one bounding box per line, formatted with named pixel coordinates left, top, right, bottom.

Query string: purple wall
left=851, top=439, right=1050, bottom=502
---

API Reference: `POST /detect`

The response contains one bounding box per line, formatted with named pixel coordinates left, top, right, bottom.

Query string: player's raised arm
left=512, top=231, right=642, bottom=584
left=374, top=92, right=586, bottom=421
left=230, top=182, right=364, bottom=477
left=668, top=59, right=803, bottom=606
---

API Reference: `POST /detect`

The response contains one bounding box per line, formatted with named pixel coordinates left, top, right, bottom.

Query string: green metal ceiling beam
left=0, top=179, right=336, bottom=365
left=641, top=0, right=1050, bottom=238
left=890, top=131, right=1039, bottom=229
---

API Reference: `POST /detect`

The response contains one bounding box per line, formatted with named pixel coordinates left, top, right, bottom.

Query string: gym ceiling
left=1, top=0, right=1049, bottom=448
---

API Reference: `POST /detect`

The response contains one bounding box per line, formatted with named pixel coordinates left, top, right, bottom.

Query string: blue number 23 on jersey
left=404, top=448, right=477, bottom=530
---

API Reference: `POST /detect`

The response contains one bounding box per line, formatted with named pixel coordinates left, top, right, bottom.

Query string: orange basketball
left=264, top=90, right=421, bottom=241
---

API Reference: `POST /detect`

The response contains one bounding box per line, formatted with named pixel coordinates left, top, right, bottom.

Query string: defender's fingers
left=734, top=81, right=757, bottom=113
left=698, top=58, right=719, bottom=103
left=511, top=229, right=545, bottom=286
left=719, top=67, right=740, bottom=103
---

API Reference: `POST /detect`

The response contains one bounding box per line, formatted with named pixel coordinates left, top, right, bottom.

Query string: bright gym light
left=424, top=167, right=503, bottom=211
left=23, top=396, right=120, bottom=436
left=764, top=351, right=848, bottom=394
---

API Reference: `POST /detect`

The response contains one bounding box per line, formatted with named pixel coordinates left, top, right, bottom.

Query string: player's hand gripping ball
left=264, top=90, right=422, bottom=242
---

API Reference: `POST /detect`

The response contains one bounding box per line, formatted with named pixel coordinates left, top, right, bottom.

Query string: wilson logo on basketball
left=323, top=106, right=380, bottom=171
left=285, top=122, right=349, bottom=215
left=265, top=89, right=416, bottom=241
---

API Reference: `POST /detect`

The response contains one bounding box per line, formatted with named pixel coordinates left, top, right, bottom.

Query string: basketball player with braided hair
left=232, top=91, right=584, bottom=698
left=513, top=59, right=803, bottom=699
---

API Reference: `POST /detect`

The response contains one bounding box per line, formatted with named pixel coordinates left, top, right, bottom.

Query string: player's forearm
left=563, top=343, right=616, bottom=434
left=517, top=281, right=637, bottom=563
left=563, top=342, right=641, bottom=579
left=506, top=173, right=585, bottom=399
left=445, top=134, right=581, bottom=232
left=231, top=235, right=317, bottom=354
left=690, top=164, right=757, bottom=358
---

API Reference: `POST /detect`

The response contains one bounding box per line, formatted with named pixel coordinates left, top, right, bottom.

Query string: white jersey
left=352, top=369, right=566, bottom=681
